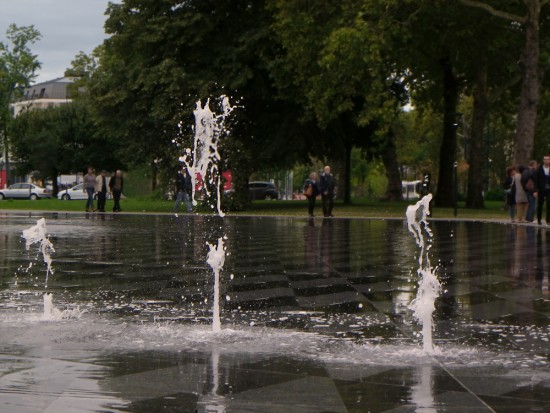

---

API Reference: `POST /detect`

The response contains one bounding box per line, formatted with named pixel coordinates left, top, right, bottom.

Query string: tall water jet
left=207, top=237, right=226, bottom=333
left=22, top=218, right=57, bottom=318
left=179, top=97, right=234, bottom=217
left=178, top=97, right=234, bottom=331
left=22, top=218, right=55, bottom=287
left=406, top=194, right=441, bottom=354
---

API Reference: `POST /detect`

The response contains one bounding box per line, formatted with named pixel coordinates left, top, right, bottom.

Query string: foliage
left=9, top=102, right=121, bottom=192
left=0, top=24, right=41, bottom=184
left=80, top=0, right=312, bottom=201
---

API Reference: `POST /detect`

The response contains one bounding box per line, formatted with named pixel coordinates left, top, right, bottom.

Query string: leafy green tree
left=83, top=0, right=313, bottom=210
left=269, top=0, right=408, bottom=202
left=9, top=102, right=121, bottom=194
left=460, top=0, right=550, bottom=166
left=0, top=24, right=41, bottom=185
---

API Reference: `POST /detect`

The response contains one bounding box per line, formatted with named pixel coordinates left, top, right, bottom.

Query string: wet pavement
left=0, top=212, right=549, bottom=412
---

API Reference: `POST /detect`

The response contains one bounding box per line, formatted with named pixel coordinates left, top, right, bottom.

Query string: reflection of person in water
left=304, top=219, right=318, bottom=270
left=320, top=219, right=332, bottom=277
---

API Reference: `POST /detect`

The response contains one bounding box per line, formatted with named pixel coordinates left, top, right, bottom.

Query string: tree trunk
left=466, top=51, right=488, bottom=209
left=434, top=55, right=460, bottom=208
left=513, top=1, right=540, bottom=165
left=2, top=126, right=10, bottom=187
left=382, top=127, right=402, bottom=201
left=52, top=169, right=60, bottom=197
left=343, top=142, right=352, bottom=205
left=151, top=160, right=157, bottom=191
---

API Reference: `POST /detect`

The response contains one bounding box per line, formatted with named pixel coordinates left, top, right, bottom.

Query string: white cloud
left=0, top=0, right=115, bottom=83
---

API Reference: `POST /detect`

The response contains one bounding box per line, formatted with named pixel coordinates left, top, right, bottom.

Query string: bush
left=485, top=187, right=505, bottom=201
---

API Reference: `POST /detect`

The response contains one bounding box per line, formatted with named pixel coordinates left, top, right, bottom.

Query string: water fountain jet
left=406, top=194, right=441, bottom=354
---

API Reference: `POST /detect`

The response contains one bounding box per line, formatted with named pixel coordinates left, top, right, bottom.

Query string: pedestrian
left=503, top=165, right=516, bottom=222
left=521, top=160, right=537, bottom=222
left=303, top=172, right=320, bottom=217
left=95, top=170, right=108, bottom=212
left=515, top=165, right=528, bottom=223
left=173, top=166, right=193, bottom=213
left=319, top=165, right=335, bottom=217
left=535, top=155, right=550, bottom=225
left=83, top=166, right=96, bottom=212
left=109, top=170, right=124, bottom=212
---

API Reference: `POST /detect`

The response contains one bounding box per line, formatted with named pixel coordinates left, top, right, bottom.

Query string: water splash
left=22, top=218, right=61, bottom=318
left=42, top=293, right=86, bottom=321
left=207, top=237, right=226, bottom=333
left=179, top=97, right=235, bottom=217
left=406, top=194, right=441, bottom=354
left=22, top=218, right=54, bottom=287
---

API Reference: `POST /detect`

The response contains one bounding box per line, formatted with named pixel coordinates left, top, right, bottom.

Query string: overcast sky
left=0, top=0, right=116, bottom=84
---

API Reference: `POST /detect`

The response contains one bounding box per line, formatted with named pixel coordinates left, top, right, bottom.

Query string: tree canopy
left=10, top=0, right=550, bottom=207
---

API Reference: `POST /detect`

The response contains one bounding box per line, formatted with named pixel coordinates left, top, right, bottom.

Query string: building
left=11, top=76, right=74, bottom=117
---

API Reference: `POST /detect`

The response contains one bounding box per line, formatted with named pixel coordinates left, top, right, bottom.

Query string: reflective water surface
left=1, top=212, right=549, bottom=412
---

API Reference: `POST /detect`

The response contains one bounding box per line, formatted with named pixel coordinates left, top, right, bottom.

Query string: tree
left=84, top=0, right=313, bottom=208
left=9, top=102, right=120, bottom=194
left=269, top=0, right=408, bottom=202
left=460, top=0, right=550, bottom=165
left=0, top=24, right=41, bottom=185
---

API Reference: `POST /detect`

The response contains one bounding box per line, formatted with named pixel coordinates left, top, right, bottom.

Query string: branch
left=459, top=0, right=526, bottom=24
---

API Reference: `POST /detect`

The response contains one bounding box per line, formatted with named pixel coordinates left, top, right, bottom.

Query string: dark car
left=248, top=181, right=279, bottom=200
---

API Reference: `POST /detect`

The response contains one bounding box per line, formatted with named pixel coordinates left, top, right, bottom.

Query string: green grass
left=0, top=196, right=510, bottom=220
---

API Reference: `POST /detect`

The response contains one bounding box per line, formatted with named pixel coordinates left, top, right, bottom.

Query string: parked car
left=58, top=183, right=115, bottom=201
left=248, top=181, right=280, bottom=200
left=0, top=183, right=52, bottom=200
left=58, top=183, right=102, bottom=200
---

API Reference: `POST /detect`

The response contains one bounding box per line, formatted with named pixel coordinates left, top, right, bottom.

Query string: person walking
left=303, top=172, right=320, bottom=217
left=109, top=170, right=124, bottom=212
left=320, top=165, right=335, bottom=217
left=536, top=155, right=550, bottom=225
left=83, top=166, right=96, bottom=212
left=173, top=166, right=193, bottom=213
left=521, top=160, right=538, bottom=222
left=95, top=170, right=108, bottom=212
left=515, top=165, right=528, bottom=223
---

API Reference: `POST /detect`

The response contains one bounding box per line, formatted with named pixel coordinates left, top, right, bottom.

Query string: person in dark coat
left=535, top=155, right=550, bottom=225
left=319, top=165, right=336, bottom=218
left=521, top=160, right=538, bottom=222
left=173, top=166, right=193, bottom=213
left=108, top=170, right=124, bottom=212
left=303, top=172, right=320, bottom=217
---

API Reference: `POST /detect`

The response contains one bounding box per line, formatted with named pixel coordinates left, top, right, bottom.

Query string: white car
left=58, top=183, right=94, bottom=200
left=0, top=183, right=52, bottom=200
left=58, top=183, right=113, bottom=201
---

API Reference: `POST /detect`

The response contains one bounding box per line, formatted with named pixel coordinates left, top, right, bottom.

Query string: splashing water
left=207, top=237, right=226, bottom=333
left=179, top=97, right=235, bottom=217
left=178, top=97, right=233, bottom=332
left=406, top=194, right=441, bottom=354
left=22, top=218, right=61, bottom=318
left=22, top=218, right=55, bottom=287
left=42, top=293, right=86, bottom=321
